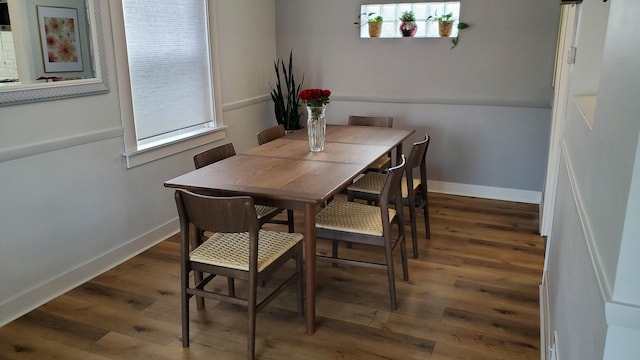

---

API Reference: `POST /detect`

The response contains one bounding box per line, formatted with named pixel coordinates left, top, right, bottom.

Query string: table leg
left=304, top=202, right=316, bottom=334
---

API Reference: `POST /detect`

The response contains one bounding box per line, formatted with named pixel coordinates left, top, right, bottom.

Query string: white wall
left=275, top=0, right=559, bottom=197
left=0, top=0, right=277, bottom=326
left=548, top=162, right=608, bottom=359
left=546, top=0, right=640, bottom=358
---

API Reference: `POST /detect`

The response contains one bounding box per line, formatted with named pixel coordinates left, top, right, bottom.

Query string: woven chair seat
left=369, top=155, right=391, bottom=171
left=316, top=200, right=396, bottom=236
left=348, top=172, right=420, bottom=198
left=254, top=205, right=280, bottom=220
left=190, top=230, right=303, bottom=272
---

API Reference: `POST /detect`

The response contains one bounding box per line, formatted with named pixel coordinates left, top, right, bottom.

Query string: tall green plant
left=270, top=51, right=304, bottom=130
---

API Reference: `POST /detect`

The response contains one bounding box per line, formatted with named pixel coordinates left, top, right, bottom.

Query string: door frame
left=540, top=5, right=578, bottom=237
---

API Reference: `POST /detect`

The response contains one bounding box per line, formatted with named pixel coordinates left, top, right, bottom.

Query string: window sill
left=360, top=35, right=458, bottom=39
left=123, top=126, right=228, bottom=168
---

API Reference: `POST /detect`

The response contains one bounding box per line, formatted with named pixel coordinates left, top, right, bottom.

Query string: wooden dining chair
left=193, top=143, right=295, bottom=232
left=174, top=190, right=304, bottom=360
left=257, top=124, right=286, bottom=145
left=315, top=156, right=409, bottom=311
left=348, top=115, right=394, bottom=172
left=347, top=134, right=431, bottom=259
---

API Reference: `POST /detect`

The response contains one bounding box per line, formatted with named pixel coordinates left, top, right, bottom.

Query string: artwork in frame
left=37, top=6, right=83, bottom=73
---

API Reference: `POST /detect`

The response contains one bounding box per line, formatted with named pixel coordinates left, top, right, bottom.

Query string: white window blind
left=122, top=0, right=214, bottom=142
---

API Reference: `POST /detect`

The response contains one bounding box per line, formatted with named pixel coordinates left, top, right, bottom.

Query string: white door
left=539, top=5, right=578, bottom=360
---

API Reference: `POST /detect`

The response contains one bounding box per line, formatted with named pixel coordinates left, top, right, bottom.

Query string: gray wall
left=275, top=0, right=559, bottom=195
left=547, top=0, right=640, bottom=358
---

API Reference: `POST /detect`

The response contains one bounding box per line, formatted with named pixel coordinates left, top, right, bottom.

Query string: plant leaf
left=457, top=22, right=469, bottom=30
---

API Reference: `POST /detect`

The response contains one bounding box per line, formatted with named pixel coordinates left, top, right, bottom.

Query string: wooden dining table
left=164, top=124, right=415, bottom=334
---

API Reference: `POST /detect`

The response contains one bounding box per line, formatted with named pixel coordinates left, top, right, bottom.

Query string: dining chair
left=193, top=143, right=295, bottom=233
left=347, top=134, right=431, bottom=259
left=315, top=155, right=409, bottom=311
left=257, top=124, right=286, bottom=145
left=174, top=190, right=304, bottom=360
left=348, top=115, right=394, bottom=172
left=254, top=126, right=296, bottom=230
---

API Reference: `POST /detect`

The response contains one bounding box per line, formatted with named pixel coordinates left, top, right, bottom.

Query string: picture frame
left=37, top=6, right=83, bottom=73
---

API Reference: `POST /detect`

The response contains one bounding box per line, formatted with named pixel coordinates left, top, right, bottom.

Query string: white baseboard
left=0, top=219, right=179, bottom=327
left=428, top=180, right=542, bottom=204
left=605, top=301, right=640, bottom=331
left=540, top=271, right=551, bottom=360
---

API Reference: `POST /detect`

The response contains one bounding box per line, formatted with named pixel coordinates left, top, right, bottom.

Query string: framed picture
left=37, top=6, right=83, bottom=73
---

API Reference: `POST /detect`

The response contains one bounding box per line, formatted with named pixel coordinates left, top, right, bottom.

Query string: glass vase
left=306, top=105, right=326, bottom=152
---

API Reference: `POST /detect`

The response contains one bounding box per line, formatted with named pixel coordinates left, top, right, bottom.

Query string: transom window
left=358, top=2, right=461, bottom=38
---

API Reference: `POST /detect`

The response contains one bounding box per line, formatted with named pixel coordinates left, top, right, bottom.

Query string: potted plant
left=270, top=50, right=304, bottom=131
left=428, top=12, right=470, bottom=48
left=399, top=10, right=417, bottom=37
left=355, top=12, right=384, bottom=38
left=429, top=12, right=455, bottom=37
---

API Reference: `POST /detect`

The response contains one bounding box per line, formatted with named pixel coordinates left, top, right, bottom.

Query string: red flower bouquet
left=299, top=88, right=331, bottom=107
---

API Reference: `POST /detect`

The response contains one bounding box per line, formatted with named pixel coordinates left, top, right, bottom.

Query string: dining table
left=164, top=124, right=415, bottom=334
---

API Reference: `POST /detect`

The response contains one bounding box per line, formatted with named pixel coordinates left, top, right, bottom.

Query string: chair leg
left=400, top=235, right=409, bottom=281
left=193, top=229, right=206, bottom=309
left=332, top=240, right=339, bottom=267
left=181, top=274, right=190, bottom=347
left=194, top=271, right=205, bottom=309
left=423, top=193, right=431, bottom=239
left=248, top=275, right=257, bottom=360
left=296, top=250, right=304, bottom=316
left=384, top=241, right=398, bottom=311
left=228, top=277, right=236, bottom=297
left=408, top=198, right=419, bottom=259
left=287, top=210, right=295, bottom=233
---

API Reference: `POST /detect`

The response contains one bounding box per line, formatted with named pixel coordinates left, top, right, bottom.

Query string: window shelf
left=358, top=2, right=461, bottom=39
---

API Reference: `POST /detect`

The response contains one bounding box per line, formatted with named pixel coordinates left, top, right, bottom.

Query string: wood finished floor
left=0, top=193, right=545, bottom=360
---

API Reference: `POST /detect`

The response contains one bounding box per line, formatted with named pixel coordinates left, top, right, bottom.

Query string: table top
left=164, top=125, right=414, bottom=209
left=243, top=138, right=389, bottom=164
left=285, top=124, right=412, bottom=147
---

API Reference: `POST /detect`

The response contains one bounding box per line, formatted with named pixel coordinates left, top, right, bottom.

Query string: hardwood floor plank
left=0, top=322, right=112, bottom=360
left=38, top=294, right=180, bottom=346
left=441, top=307, right=539, bottom=340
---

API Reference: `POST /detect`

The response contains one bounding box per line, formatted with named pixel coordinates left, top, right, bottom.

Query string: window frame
left=358, top=2, right=461, bottom=39
left=110, top=0, right=226, bottom=168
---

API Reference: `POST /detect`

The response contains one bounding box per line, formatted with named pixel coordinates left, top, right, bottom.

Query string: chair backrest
left=175, top=190, right=259, bottom=236
left=348, top=115, right=394, bottom=128
left=257, top=124, right=286, bottom=145
left=405, top=134, right=430, bottom=185
left=193, top=143, right=237, bottom=169
left=379, top=155, right=407, bottom=224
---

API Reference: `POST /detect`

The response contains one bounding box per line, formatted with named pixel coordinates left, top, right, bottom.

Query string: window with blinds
left=122, top=0, right=215, bottom=144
